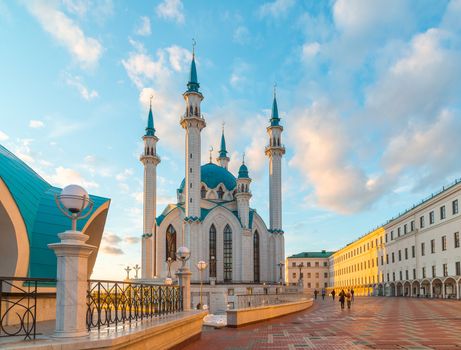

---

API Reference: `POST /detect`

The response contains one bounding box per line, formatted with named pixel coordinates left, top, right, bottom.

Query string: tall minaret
left=140, top=97, right=160, bottom=279
left=235, top=158, right=252, bottom=229
left=216, top=125, right=230, bottom=169
left=265, top=88, right=285, bottom=232
left=180, top=45, right=206, bottom=273
left=265, top=87, right=285, bottom=282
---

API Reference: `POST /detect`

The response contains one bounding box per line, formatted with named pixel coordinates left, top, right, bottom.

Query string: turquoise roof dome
left=238, top=163, right=249, bottom=179
left=179, top=163, right=237, bottom=192
left=0, top=144, right=110, bottom=280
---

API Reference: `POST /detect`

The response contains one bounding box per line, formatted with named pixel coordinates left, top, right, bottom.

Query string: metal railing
left=86, top=280, right=183, bottom=331
left=235, top=292, right=307, bottom=310
left=0, top=277, right=56, bottom=340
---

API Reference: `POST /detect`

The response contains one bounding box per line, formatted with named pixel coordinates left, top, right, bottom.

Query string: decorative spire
left=187, top=38, right=200, bottom=93
left=270, top=83, right=280, bottom=126
left=219, top=122, right=228, bottom=158
left=209, top=146, right=213, bottom=163
left=145, top=95, right=155, bottom=136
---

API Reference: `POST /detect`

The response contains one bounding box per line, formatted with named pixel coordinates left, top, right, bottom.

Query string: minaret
left=235, top=157, right=252, bottom=228
left=265, top=87, right=285, bottom=233
left=216, top=124, right=230, bottom=169
left=140, top=97, right=160, bottom=279
left=180, top=44, right=206, bottom=273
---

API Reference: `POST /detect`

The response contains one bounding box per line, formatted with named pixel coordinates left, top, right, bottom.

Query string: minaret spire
left=216, top=122, right=230, bottom=169
left=140, top=96, right=161, bottom=279
left=187, top=39, right=200, bottom=93
left=270, top=83, right=280, bottom=126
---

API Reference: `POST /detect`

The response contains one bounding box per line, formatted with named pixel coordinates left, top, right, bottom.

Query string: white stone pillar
left=176, top=267, right=192, bottom=311
left=49, top=231, right=96, bottom=337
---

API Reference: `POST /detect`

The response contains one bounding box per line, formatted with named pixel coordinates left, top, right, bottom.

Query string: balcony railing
left=0, top=276, right=56, bottom=340
left=234, top=292, right=306, bottom=310
left=86, top=280, right=183, bottom=331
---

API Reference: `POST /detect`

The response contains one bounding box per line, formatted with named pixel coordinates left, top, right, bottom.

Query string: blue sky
left=1, top=0, right=461, bottom=280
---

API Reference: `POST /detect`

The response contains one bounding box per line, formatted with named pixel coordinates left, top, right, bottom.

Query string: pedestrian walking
left=339, top=289, right=345, bottom=309
left=314, top=289, right=319, bottom=300
left=346, top=289, right=352, bottom=309
left=331, top=289, right=336, bottom=301
left=321, top=288, right=326, bottom=300
left=351, top=288, right=355, bottom=301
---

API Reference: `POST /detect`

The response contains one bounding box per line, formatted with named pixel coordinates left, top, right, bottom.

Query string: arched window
left=194, top=106, right=198, bottom=115
left=201, top=186, right=207, bottom=199
left=223, top=224, right=232, bottom=282
left=166, top=225, right=176, bottom=261
left=254, top=231, right=260, bottom=282
left=209, top=225, right=217, bottom=278
left=217, top=186, right=224, bottom=199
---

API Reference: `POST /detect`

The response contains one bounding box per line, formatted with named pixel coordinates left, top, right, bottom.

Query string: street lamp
left=297, top=263, right=304, bottom=287
left=176, top=246, right=191, bottom=268
left=55, top=184, right=94, bottom=231
left=277, top=261, right=285, bottom=285
left=196, top=260, right=208, bottom=309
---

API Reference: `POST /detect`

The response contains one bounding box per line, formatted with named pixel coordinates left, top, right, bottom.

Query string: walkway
left=183, top=297, right=461, bottom=349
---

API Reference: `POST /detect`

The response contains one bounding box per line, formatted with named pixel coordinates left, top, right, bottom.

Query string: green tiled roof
left=179, top=163, right=237, bottom=192
left=289, top=251, right=335, bottom=258
left=0, top=144, right=110, bottom=279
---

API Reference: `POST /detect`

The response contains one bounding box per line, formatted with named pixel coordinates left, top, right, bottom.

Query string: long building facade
left=329, top=179, right=461, bottom=299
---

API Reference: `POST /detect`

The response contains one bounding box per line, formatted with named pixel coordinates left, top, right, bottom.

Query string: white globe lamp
left=55, top=184, right=94, bottom=231
left=176, top=246, right=190, bottom=268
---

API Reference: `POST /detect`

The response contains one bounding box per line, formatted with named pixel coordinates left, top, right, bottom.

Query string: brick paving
left=182, top=297, right=461, bottom=350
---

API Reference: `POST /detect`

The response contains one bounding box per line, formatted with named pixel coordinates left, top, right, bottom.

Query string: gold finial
left=192, top=38, right=196, bottom=57
left=242, top=152, right=245, bottom=164
left=222, top=121, right=225, bottom=133
left=150, top=94, right=153, bottom=109
left=273, top=82, right=277, bottom=98
left=209, top=146, right=213, bottom=163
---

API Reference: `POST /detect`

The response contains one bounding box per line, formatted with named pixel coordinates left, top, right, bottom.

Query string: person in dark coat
left=338, top=289, right=345, bottom=309
left=331, top=289, right=336, bottom=300
left=314, top=289, right=319, bottom=300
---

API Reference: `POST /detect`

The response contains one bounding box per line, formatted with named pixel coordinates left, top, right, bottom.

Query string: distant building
left=286, top=250, right=334, bottom=294
left=329, top=179, right=461, bottom=299
left=0, top=144, right=110, bottom=281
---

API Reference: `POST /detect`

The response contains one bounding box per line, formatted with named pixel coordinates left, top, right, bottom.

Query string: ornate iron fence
left=235, top=292, right=307, bottom=309
left=86, top=280, right=183, bottom=331
left=0, top=277, right=56, bottom=340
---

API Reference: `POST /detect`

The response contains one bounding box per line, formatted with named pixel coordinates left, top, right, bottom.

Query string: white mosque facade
left=140, top=51, right=286, bottom=284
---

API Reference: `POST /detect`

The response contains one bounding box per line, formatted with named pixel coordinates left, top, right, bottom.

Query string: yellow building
left=329, top=227, right=386, bottom=296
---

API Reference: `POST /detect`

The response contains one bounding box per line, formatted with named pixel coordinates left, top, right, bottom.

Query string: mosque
left=140, top=50, right=286, bottom=284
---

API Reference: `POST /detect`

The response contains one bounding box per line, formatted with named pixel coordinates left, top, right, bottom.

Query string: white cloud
left=135, top=16, right=151, bottom=36
left=29, top=120, right=45, bottom=128
left=165, top=46, right=191, bottom=72
left=301, top=42, right=320, bottom=60
left=122, top=49, right=169, bottom=89
left=0, top=130, right=9, bottom=141
left=65, top=74, right=98, bottom=100
left=45, top=166, right=99, bottom=189
left=24, top=0, right=103, bottom=68
left=156, top=0, right=184, bottom=23
left=259, top=0, right=295, bottom=18
left=233, top=26, right=250, bottom=45
left=116, top=168, right=134, bottom=182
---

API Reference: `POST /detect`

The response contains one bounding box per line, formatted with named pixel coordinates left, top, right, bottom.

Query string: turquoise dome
left=180, top=163, right=236, bottom=191
left=238, top=163, right=249, bottom=179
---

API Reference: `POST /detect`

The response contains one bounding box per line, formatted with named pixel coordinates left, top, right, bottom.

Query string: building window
left=324, top=272, right=328, bottom=278
left=440, top=206, right=446, bottom=220
left=315, top=272, right=319, bottom=278
left=432, top=265, right=436, bottom=278
left=391, top=231, right=394, bottom=240
left=410, top=220, right=415, bottom=231
left=307, top=272, right=311, bottom=278
left=405, top=248, right=408, bottom=260
left=223, top=224, right=232, bottom=282
left=404, top=224, right=407, bottom=234
left=456, top=261, right=461, bottom=276
left=429, top=211, right=435, bottom=224
left=387, top=273, right=390, bottom=282
left=201, top=186, right=207, bottom=199
left=443, top=263, right=448, bottom=277
left=422, top=267, right=426, bottom=278
left=323, top=261, right=328, bottom=267
left=393, top=272, right=395, bottom=281
left=292, top=262, right=296, bottom=267
left=386, top=254, right=389, bottom=264
left=413, top=269, right=416, bottom=280
left=431, top=239, right=435, bottom=254
left=253, top=231, right=260, bottom=282
left=399, top=271, right=403, bottom=281
left=228, top=288, right=234, bottom=296
left=421, top=242, right=425, bottom=256
left=412, top=245, right=415, bottom=258
left=453, top=200, right=459, bottom=215
left=292, top=273, right=296, bottom=279
left=398, top=250, right=401, bottom=261
left=454, top=232, right=460, bottom=248
left=381, top=256, right=384, bottom=265
left=217, top=186, right=224, bottom=199
left=420, top=216, right=425, bottom=228
left=209, top=224, right=216, bottom=278
left=442, top=235, right=447, bottom=251
left=405, top=270, right=409, bottom=280
left=392, top=252, right=395, bottom=263
left=385, top=234, right=388, bottom=243
left=324, top=282, right=328, bottom=288
left=307, top=282, right=311, bottom=288
left=315, top=262, right=319, bottom=267
left=166, top=224, right=177, bottom=261
left=306, top=262, right=311, bottom=267
left=398, top=227, right=401, bottom=237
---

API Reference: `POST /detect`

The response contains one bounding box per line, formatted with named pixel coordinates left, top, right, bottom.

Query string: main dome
left=179, top=163, right=237, bottom=191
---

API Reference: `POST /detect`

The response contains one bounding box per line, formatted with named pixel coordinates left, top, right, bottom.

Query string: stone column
left=49, top=231, right=96, bottom=337
left=176, top=267, right=192, bottom=311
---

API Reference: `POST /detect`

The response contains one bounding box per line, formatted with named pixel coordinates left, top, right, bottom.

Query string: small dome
left=238, top=163, right=249, bottom=179
left=179, top=163, right=237, bottom=191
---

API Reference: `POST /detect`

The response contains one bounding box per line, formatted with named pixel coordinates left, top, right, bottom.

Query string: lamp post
left=49, top=184, right=95, bottom=337
left=176, top=246, right=192, bottom=311
left=133, top=264, right=141, bottom=279
left=297, top=262, right=304, bottom=287
left=196, top=260, right=208, bottom=309
left=124, top=266, right=132, bottom=280
left=277, top=261, right=285, bottom=285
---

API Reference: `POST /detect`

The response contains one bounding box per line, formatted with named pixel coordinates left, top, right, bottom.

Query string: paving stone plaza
left=185, top=297, right=461, bottom=350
